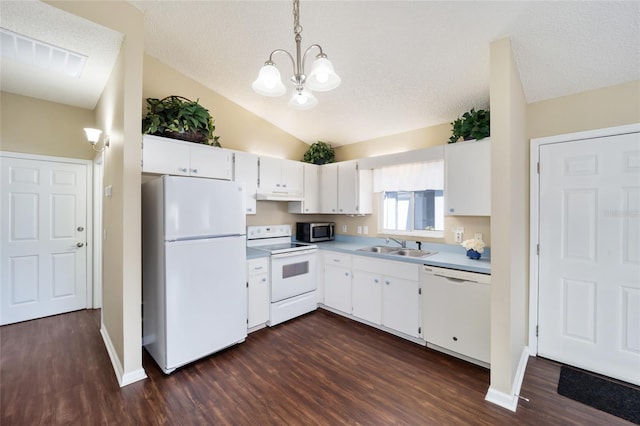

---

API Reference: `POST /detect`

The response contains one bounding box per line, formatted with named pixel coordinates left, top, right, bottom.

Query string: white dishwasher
left=422, top=265, right=491, bottom=366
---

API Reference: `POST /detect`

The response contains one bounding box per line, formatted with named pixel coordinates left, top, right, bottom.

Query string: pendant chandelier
left=252, top=0, right=341, bottom=110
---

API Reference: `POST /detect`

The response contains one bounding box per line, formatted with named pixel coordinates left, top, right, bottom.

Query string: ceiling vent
left=0, top=27, right=87, bottom=78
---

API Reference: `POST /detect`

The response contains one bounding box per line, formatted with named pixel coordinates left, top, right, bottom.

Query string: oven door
left=270, top=249, right=317, bottom=302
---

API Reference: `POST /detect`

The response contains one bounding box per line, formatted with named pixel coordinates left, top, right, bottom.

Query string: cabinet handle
left=253, top=266, right=263, bottom=270
left=282, top=184, right=287, bottom=188
left=452, top=336, right=458, bottom=341
left=344, top=272, right=349, bottom=277
left=192, top=168, right=198, bottom=174
left=449, top=208, right=455, bottom=213
left=180, top=168, right=188, bottom=173
left=385, top=280, right=390, bottom=285
left=333, top=259, right=341, bottom=263
left=276, top=184, right=281, bottom=187
left=374, top=279, right=379, bottom=283
left=261, top=278, right=267, bottom=282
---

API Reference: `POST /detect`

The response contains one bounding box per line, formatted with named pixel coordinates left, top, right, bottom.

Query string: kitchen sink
left=391, top=248, right=436, bottom=258
left=357, top=246, right=437, bottom=258
left=357, top=245, right=397, bottom=254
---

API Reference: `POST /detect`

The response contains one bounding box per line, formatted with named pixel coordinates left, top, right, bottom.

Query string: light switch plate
left=342, top=224, right=347, bottom=233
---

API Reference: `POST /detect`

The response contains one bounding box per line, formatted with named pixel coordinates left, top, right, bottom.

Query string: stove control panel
left=247, top=224, right=292, bottom=241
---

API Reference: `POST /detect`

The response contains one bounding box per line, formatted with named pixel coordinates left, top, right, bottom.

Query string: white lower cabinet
left=351, top=269, right=382, bottom=325
left=352, top=256, right=421, bottom=338
left=322, top=252, right=352, bottom=313
left=247, top=257, right=270, bottom=330
left=423, top=266, right=490, bottom=364
left=382, top=275, right=421, bottom=338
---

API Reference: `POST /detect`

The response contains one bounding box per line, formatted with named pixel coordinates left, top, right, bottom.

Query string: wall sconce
left=84, top=128, right=109, bottom=152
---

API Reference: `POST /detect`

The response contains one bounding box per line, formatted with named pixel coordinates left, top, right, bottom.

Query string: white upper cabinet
left=142, top=135, right=232, bottom=180
left=257, top=156, right=303, bottom=199
left=444, top=139, right=490, bottom=216
left=319, top=162, right=372, bottom=215
left=233, top=151, right=259, bottom=215
left=338, top=161, right=372, bottom=215
left=320, top=163, right=338, bottom=213
left=288, top=163, right=320, bottom=214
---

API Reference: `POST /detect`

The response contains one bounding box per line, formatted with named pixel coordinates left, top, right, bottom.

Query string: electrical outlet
left=342, top=224, right=347, bottom=233
left=453, top=227, right=464, bottom=243
left=474, top=233, right=483, bottom=241
left=363, top=226, right=368, bottom=235
left=357, top=226, right=362, bottom=234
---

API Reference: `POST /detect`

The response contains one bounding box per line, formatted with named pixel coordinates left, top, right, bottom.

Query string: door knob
left=76, top=242, right=84, bottom=248
left=77, top=226, right=84, bottom=232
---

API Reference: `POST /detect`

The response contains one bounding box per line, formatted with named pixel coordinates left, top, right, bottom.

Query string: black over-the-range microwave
left=296, top=222, right=335, bottom=243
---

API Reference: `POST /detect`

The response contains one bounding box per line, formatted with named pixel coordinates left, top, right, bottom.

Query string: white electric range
left=247, top=225, right=318, bottom=326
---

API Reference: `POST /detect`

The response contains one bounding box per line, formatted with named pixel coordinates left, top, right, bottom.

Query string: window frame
left=378, top=191, right=445, bottom=239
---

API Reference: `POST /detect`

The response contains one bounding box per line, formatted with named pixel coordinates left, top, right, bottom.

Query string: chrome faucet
left=386, top=237, right=406, bottom=248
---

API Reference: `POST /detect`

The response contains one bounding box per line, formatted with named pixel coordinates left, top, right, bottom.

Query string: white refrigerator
left=142, top=175, right=247, bottom=374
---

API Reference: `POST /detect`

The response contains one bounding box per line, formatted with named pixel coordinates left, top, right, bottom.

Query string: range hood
left=256, top=191, right=304, bottom=202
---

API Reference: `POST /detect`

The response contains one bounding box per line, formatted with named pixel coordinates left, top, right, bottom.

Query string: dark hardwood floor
left=1, top=308, right=632, bottom=425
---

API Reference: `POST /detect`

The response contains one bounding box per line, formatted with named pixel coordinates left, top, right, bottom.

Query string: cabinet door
left=323, top=264, right=351, bottom=313
left=281, top=159, right=303, bottom=196
left=142, top=136, right=190, bottom=176
left=424, top=276, right=490, bottom=363
left=189, top=145, right=232, bottom=180
left=320, top=163, right=338, bottom=213
left=445, top=139, right=490, bottom=215
left=258, top=156, right=282, bottom=193
left=382, top=276, right=420, bottom=338
left=352, top=270, right=382, bottom=324
left=247, top=258, right=270, bottom=329
left=338, top=161, right=358, bottom=213
left=234, top=151, right=258, bottom=214
left=288, top=163, right=320, bottom=214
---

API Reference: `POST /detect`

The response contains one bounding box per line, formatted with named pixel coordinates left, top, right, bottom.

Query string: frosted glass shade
left=288, top=89, right=318, bottom=110
left=83, top=128, right=102, bottom=144
left=306, top=57, right=341, bottom=92
left=252, top=64, right=286, bottom=97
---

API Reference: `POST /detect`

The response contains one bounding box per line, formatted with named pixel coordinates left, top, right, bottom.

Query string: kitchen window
left=374, top=160, right=444, bottom=238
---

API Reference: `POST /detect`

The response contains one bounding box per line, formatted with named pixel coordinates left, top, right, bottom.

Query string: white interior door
left=537, top=132, right=640, bottom=385
left=1, top=156, right=89, bottom=325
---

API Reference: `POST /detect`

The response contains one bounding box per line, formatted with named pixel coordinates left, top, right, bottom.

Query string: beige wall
left=0, top=92, right=96, bottom=160
left=335, top=123, right=451, bottom=161
left=489, top=37, right=529, bottom=397
left=48, top=0, right=145, bottom=381
left=528, top=80, right=640, bottom=139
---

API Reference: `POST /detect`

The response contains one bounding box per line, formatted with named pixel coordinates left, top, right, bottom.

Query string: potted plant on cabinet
left=142, top=96, right=221, bottom=147
left=448, top=108, right=490, bottom=144
left=302, top=141, right=336, bottom=165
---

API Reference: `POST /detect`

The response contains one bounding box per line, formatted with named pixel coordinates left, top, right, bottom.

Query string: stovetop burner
left=246, top=224, right=318, bottom=254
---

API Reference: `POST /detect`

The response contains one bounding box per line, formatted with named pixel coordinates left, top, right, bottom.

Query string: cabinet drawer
left=323, top=252, right=352, bottom=267
left=247, top=258, right=269, bottom=276
left=352, top=256, right=419, bottom=281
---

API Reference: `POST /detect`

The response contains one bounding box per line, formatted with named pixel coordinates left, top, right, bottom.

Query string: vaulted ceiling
left=2, top=1, right=639, bottom=146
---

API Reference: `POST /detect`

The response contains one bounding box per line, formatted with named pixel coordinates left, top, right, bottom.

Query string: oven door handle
left=271, top=249, right=317, bottom=258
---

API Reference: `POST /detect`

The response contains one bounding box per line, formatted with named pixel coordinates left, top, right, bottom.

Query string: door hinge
left=536, top=325, right=539, bottom=337
left=418, top=288, right=422, bottom=295
left=246, top=282, right=249, bottom=288
left=537, top=162, right=540, bottom=174
left=418, top=326, right=422, bottom=335
left=537, top=244, right=540, bottom=255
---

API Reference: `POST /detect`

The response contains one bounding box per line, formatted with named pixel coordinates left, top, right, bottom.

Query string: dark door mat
left=557, top=365, right=640, bottom=424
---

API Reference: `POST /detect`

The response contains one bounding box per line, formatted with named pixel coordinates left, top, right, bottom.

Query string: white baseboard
left=100, top=324, right=147, bottom=387
left=485, top=346, right=530, bottom=412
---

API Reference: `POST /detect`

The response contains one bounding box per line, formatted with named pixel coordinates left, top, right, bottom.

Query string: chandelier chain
left=293, top=0, right=303, bottom=37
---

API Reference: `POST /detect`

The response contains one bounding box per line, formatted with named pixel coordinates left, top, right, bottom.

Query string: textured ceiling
left=131, top=1, right=640, bottom=146
left=0, top=1, right=123, bottom=110
left=1, top=1, right=639, bottom=146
